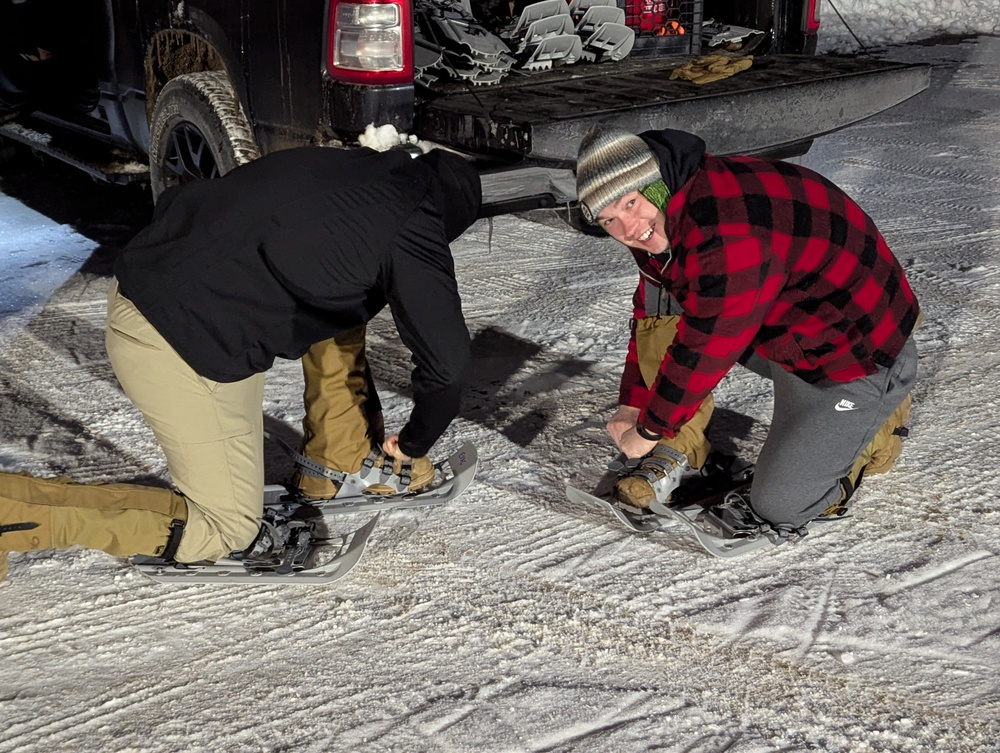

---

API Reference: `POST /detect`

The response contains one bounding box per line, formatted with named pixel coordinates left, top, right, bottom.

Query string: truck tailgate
left=416, top=55, right=930, bottom=164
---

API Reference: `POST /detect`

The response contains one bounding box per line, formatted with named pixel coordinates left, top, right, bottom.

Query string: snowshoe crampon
left=130, top=442, right=478, bottom=585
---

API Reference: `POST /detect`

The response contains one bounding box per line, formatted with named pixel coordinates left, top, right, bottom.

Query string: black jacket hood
left=638, top=128, right=707, bottom=195
left=418, top=150, right=482, bottom=242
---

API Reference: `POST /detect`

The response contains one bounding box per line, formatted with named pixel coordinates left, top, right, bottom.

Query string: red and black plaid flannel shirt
left=621, top=155, right=921, bottom=440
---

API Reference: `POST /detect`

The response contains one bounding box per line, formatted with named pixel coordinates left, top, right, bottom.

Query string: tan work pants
left=298, top=327, right=378, bottom=499
left=0, top=471, right=187, bottom=557
left=2, top=281, right=370, bottom=569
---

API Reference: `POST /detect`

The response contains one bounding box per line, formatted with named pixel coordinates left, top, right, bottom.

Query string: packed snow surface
left=2, top=30, right=1000, bottom=753
left=819, top=0, right=1000, bottom=53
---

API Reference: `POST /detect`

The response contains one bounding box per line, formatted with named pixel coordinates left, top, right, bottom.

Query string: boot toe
left=407, top=456, right=435, bottom=491
left=613, top=476, right=656, bottom=508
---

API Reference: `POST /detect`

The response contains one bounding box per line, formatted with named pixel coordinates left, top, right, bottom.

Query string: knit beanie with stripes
left=575, top=126, right=663, bottom=224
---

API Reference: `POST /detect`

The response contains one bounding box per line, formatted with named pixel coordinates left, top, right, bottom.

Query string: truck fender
left=145, top=5, right=253, bottom=136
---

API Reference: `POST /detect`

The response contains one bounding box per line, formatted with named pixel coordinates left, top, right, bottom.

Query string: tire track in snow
left=0, top=366, right=166, bottom=482
left=1, top=672, right=198, bottom=752
left=0, top=305, right=173, bottom=481
left=833, top=148, right=1000, bottom=193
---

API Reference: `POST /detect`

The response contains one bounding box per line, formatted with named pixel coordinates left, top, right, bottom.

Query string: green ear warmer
left=639, top=179, right=671, bottom=212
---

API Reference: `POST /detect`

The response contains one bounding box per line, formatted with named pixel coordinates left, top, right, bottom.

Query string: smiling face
left=595, top=191, right=669, bottom=254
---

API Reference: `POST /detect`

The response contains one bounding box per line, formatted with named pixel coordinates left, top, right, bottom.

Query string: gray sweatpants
left=743, top=337, right=918, bottom=527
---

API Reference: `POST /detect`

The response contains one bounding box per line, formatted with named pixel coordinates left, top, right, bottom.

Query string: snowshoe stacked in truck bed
left=414, top=0, right=639, bottom=86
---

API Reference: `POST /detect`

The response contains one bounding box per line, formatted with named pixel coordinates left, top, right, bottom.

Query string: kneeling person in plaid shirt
left=575, top=125, right=919, bottom=534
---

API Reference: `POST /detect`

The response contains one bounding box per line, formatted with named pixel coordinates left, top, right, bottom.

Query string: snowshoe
left=130, top=514, right=379, bottom=585
left=567, top=450, right=809, bottom=558
left=130, top=442, right=478, bottom=585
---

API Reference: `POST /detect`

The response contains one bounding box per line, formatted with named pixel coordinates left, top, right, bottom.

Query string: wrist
left=635, top=423, right=661, bottom=441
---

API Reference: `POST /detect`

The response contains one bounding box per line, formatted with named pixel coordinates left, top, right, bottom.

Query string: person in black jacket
left=0, top=146, right=481, bottom=575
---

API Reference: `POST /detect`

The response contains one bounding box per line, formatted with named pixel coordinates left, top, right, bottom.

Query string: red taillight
left=326, top=0, right=413, bottom=85
left=802, top=0, right=821, bottom=35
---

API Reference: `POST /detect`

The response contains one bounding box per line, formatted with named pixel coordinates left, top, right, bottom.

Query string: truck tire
left=149, top=71, right=259, bottom=202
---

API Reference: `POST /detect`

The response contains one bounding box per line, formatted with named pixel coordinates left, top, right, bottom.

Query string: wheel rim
left=161, top=121, right=220, bottom=189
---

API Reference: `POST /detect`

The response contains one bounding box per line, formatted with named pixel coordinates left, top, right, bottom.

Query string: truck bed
left=418, top=55, right=930, bottom=164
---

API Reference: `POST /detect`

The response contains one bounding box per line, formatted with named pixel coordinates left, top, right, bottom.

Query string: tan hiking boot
left=613, top=443, right=689, bottom=509
left=0, top=551, right=8, bottom=583
left=822, top=395, right=913, bottom=521
left=844, top=393, right=913, bottom=495
left=365, top=455, right=435, bottom=495
left=865, top=394, right=912, bottom=476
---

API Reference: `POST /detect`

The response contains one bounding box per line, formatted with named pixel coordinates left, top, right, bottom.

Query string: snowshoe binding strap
left=672, top=491, right=810, bottom=546
left=265, top=432, right=349, bottom=486
left=651, top=489, right=804, bottom=545
left=266, top=432, right=412, bottom=497
left=232, top=509, right=318, bottom=575
left=362, top=450, right=412, bottom=489
left=160, top=519, right=185, bottom=562
left=693, top=491, right=772, bottom=539
left=619, top=443, right=689, bottom=492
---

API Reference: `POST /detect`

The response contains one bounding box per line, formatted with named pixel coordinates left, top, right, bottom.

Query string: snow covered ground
left=2, top=28, right=1000, bottom=753
left=818, top=0, right=1000, bottom=53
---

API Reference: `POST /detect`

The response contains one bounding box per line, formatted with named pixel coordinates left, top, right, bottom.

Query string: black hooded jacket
left=114, top=146, right=479, bottom=457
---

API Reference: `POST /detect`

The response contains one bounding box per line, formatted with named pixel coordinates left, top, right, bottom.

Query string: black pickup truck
left=0, top=0, right=928, bottom=214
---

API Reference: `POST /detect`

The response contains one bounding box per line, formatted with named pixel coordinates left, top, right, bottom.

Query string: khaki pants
left=634, top=315, right=713, bottom=469
left=297, top=328, right=379, bottom=499
left=0, top=279, right=267, bottom=567
left=105, top=280, right=265, bottom=561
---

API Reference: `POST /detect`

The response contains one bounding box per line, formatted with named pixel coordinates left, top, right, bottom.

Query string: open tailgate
left=415, top=55, right=930, bottom=209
